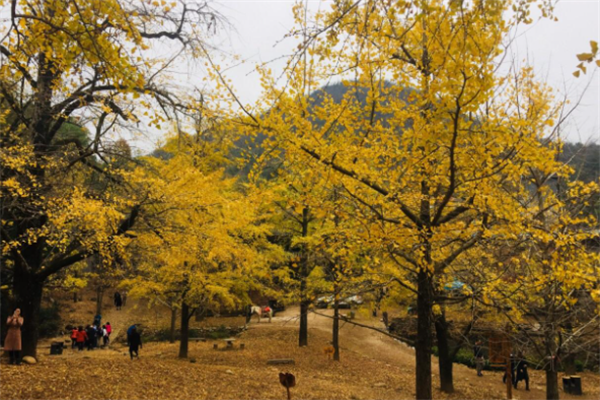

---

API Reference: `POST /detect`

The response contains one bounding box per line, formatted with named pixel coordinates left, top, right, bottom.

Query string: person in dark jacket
left=114, top=292, right=122, bottom=310
left=128, top=327, right=142, bottom=360
left=514, top=351, right=530, bottom=390
left=126, top=324, right=137, bottom=345
left=86, top=325, right=97, bottom=350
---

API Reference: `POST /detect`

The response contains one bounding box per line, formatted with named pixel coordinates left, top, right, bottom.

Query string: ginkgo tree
left=122, top=134, right=284, bottom=359
left=478, top=171, right=599, bottom=400
left=0, top=0, right=223, bottom=357
left=214, top=1, right=585, bottom=399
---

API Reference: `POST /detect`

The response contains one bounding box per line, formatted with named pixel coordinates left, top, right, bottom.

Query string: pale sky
left=205, top=0, right=599, bottom=145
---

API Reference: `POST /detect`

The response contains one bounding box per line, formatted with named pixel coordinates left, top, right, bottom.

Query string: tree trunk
left=435, top=312, right=454, bottom=393
left=299, top=299, right=309, bottom=347
left=563, top=353, right=576, bottom=376
left=179, top=302, right=190, bottom=358
left=298, top=206, right=309, bottom=347
left=333, top=289, right=340, bottom=361
left=95, top=286, right=104, bottom=315
left=546, top=368, right=559, bottom=400
left=170, top=307, right=177, bottom=344
left=563, top=321, right=576, bottom=376
left=12, top=269, right=44, bottom=358
left=416, top=269, right=433, bottom=400
left=73, top=291, right=78, bottom=303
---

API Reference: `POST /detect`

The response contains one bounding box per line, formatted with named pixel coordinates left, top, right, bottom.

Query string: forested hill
left=559, top=142, right=599, bottom=183
left=208, top=81, right=600, bottom=184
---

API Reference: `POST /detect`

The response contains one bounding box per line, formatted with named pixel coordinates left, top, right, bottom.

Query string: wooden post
left=505, top=352, right=512, bottom=400
left=504, top=327, right=512, bottom=400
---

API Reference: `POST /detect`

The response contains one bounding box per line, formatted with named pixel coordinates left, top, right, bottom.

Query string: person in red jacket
left=105, top=322, right=112, bottom=337
left=70, top=327, right=78, bottom=349
left=75, top=326, right=87, bottom=351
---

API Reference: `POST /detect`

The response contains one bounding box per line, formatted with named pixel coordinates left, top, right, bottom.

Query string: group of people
left=114, top=291, right=127, bottom=310
left=473, top=341, right=529, bottom=390
left=70, top=320, right=112, bottom=351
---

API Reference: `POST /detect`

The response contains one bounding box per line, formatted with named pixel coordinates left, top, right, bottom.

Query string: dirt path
left=256, top=306, right=599, bottom=400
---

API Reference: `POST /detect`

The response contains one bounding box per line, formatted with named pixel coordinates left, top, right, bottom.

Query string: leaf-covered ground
left=1, top=297, right=599, bottom=400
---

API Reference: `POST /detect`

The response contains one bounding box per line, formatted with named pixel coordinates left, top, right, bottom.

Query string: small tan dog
left=323, top=345, right=335, bottom=359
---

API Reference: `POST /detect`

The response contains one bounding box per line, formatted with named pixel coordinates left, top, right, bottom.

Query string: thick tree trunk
left=170, top=307, right=177, bottom=344
left=435, top=313, right=454, bottom=393
left=416, top=269, right=433, bottom=400
left=12, top=269, right=44, bottom=358
left=73, top=291, right=78, bottom=303
left=178, top=302, right=190, bottom=358
left=333, top=290, right=340, bottom=361
left=544, top=318, right=559, bottom=400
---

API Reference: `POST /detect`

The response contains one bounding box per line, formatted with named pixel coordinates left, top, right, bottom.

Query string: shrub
left=39, top=303, right=62, bottom=338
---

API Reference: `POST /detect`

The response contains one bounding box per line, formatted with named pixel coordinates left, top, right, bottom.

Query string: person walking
left=4, top=308, right=23, bottom=365
left=128, top=327, right=142, bottom=360
left=114, top=292, right=122, bottom=310
left=126, top=324, right=137, bottom=345
left=473, top=340, right=485, bottom=377
left=105, top=322, right=112, bottom=338
left=76, top=326, right=87, bottom=351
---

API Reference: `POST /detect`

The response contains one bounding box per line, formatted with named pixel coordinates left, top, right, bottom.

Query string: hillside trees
left=0, top=0, right=223, bottom=357
left=479, top=173, right=599, bottom=399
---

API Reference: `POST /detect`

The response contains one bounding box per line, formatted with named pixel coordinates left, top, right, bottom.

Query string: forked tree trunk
left=416, top=269, right=433, bottom=400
